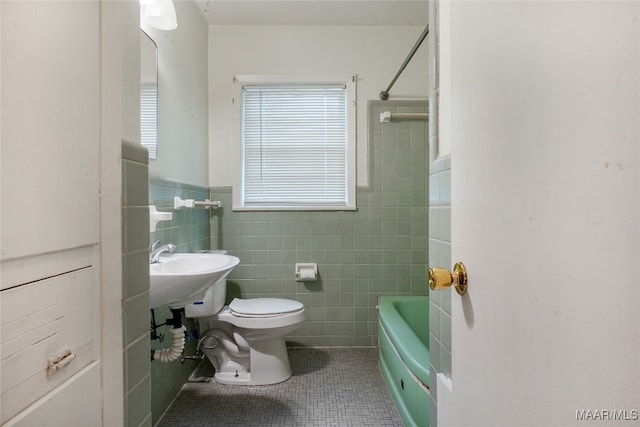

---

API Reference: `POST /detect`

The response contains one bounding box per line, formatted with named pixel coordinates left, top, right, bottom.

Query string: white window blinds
left=140, top=83, right=158, bottom=159
left=241, top=84, right=350, bottom=209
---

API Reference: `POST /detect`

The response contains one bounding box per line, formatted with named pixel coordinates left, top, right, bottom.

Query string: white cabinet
left=1, top=266, right=99, bottom=425
left=0, top=0, right=100, bottom=261
left=1, top=1, right=103, bottom=424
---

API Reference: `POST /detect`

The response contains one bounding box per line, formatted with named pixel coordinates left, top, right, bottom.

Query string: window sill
left=232, top=205, right=357, bottom=212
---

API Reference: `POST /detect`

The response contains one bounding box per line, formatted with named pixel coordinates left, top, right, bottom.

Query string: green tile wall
left=148, top=177, right=211, bottom=423
left=429, top=156, right=452, bottom=380
left=149, top=177, right=211, bottom=252
left=122, top=140, right=152, bottom=427
left=210, top=100, right=429, bottom=347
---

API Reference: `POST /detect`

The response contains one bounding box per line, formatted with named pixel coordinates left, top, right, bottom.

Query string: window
left=233, top=75, right=356, bottom=211
left=140, top=83, right=158, bottom=159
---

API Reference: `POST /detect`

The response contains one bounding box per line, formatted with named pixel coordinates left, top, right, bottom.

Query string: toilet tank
left=184, top=250, right=229, bottom=318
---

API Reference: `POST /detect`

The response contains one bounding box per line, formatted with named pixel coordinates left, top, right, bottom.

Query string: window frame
left=232, top=74, right=357, bottom=211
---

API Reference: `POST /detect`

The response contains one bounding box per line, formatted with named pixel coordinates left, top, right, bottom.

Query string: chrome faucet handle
left=149, top=243, right=177, bottom=263
left=151, top=240, right=161, bottom=251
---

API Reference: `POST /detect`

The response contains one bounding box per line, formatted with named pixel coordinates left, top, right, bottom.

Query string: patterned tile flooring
left=158, top=348, right=403, bottom=426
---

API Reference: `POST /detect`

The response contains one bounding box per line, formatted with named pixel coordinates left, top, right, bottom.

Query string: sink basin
left=149, top=253, right=240, bottom=309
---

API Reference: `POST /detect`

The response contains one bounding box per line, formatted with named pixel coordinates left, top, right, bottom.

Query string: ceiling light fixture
left=141, top=0, right=177, bottom=31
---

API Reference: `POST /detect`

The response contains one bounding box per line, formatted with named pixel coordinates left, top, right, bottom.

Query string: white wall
left=440, top=1, right=639, bottom=425
left=208, top=25, right=428, bottom=188
left=101, top=1, right=140, bottom=424
left=144, top=0, right=209, bottom=186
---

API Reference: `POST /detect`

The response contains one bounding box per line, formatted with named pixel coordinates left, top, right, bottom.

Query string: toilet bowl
left=185, top=279, right=305, bottom=385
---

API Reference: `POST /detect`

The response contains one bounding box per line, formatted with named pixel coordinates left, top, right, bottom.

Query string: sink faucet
left=150, top=240, right=176, bottom=263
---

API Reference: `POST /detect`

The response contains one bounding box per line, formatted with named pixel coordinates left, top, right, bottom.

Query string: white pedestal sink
left=149, top=253, right=240, bottom=309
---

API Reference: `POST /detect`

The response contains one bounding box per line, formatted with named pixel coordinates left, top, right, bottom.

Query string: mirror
left=140, top=30, right=158, bottom=160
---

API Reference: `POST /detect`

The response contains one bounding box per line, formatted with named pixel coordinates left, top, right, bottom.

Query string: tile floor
left=158, top=347, right=403, bottom=426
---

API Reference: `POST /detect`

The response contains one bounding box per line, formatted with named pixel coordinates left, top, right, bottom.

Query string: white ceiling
left=193, top=0, right=427, bottom=26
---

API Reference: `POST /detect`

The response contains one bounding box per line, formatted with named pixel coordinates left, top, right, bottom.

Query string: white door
left=437, top=1, right=639, bottom=425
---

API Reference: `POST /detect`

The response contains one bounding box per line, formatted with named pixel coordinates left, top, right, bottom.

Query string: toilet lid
left=229, top=298, right=304, bottom=317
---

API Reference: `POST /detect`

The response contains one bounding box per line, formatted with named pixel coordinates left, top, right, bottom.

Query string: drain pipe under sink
left=152, top=325, right=186, bottom=362
left=151, top=308, right=187, bottom=362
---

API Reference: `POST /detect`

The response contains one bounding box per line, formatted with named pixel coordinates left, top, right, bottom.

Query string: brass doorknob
left=428, top=262, right=468, bottom=295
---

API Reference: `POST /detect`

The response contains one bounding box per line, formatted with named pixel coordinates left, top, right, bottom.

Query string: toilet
left=184, top=276, right=305, bottom=385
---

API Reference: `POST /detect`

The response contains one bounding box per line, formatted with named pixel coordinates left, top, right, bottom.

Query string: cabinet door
left=0, top=0, right=100, bottom=262
left=1, top=267, right=100, bottom=425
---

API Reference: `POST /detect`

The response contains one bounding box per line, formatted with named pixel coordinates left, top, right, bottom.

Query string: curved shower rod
left=379, top=25, right=429, bottom=101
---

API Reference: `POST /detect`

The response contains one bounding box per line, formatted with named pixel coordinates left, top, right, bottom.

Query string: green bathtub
left=378, top=296, right=430, bottom=427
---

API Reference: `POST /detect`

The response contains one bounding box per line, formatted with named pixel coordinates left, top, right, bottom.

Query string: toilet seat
left=229, top=298, right=304, bottom=318
left=211, top=303, right=306, bottom=330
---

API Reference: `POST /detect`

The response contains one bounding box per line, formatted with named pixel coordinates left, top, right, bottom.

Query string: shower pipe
left=379, top=25, right=429, bottom=101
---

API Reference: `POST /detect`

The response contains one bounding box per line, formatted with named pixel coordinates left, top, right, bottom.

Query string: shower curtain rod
left=379, top=25, right=429, bottom=101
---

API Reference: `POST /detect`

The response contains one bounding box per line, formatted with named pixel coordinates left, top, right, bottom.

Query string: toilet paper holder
left=295, top=263, right=318, bottom=282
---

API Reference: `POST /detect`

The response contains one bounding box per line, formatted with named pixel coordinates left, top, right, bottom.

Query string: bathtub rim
left=378, top=295, right=430, bottom=387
